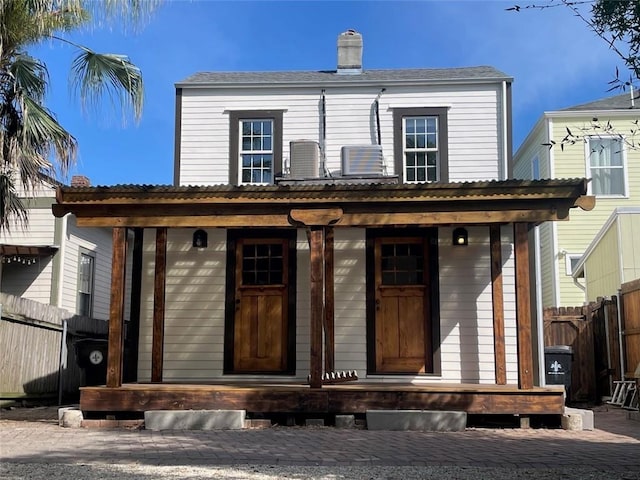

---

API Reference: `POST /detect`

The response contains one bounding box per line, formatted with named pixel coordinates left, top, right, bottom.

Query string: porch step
left=366, top=409, right=467, bottom=431
left=144, top=410, right=246, bottom=431
left=561, top=407, right=594, bottom=431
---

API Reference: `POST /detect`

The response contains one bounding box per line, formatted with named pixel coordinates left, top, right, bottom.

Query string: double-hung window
left=229, top=111, right=283, bottom=185
left=77, top=251, right=95, bottom=317
left=393, top=107, right=448, bottom=183
left=586, top=137, right=626, bottom=196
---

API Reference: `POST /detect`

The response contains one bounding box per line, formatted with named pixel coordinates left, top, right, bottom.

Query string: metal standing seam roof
left=55, top=178, right=590, bottom=204
left=176, top=66, right=512, bottom=87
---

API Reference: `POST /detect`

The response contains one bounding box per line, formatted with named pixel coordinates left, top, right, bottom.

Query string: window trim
left=393, top=107, right=449, bottom=183
left=564, top=253, right=582, bottom=276
left=584, top=135, right=628, bottom=198
left=229, top=110, right=283, bottom=185
left=77, top=249, right=96, bottom=317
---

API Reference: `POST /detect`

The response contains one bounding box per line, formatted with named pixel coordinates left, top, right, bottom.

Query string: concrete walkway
left=0, top=405, right=638, bottom=479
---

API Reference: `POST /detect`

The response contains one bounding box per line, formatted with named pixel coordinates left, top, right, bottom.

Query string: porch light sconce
left=192, top=229, right=208, bottom=248
left=452, top=228, right=468, bottom=246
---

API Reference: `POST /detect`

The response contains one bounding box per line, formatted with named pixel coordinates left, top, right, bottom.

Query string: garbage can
left=544, top=345, right=573, bottom=401
left=74, top=338, right=108, bottom=386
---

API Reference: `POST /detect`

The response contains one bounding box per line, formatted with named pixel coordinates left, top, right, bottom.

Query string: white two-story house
left=53, top=31, right=592, bottom=419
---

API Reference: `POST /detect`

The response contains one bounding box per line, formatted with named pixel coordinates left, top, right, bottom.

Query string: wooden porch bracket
left=515, top=222, right=534, bottom=390
left=490, top=225, right=507, bottom=385
left=106, top=227, right=127, bottom=388
left=151, top=228, right=167, bottom=383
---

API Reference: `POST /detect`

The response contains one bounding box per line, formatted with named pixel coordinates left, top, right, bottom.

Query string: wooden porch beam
left=309, top=227, right=324, bottom=388
left=72, top=208, right=576, bottom=229
left=514, top=223, right=534, bottom=390
left=490, top=225, right=507, bottom=385
left=106, top=227, right=127, bottom=388
left=151, top=228, right=167, bottom=383
left=324, top=228, right=335, bottom=373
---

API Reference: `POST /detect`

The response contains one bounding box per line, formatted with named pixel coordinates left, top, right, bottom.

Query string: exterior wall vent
left=341, top=145, right=384, bottom=176
left=289, top=140, right=320, bottom=178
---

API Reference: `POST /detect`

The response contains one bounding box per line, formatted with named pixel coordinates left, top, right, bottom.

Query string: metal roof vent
left=290, top=140, right=320, bottom=178
left=337, top=29, right=362, bottom=75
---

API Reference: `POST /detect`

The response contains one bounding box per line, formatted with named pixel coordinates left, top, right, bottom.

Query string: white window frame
left=564, top=253, right=582, bottom=276
left=238, top=118, right=274, bottom=185
left=402, top=116, right=440, bottom=183
left=584, top=136, right=628, bottom=197
left=77, top=250, right=95, bottom=317
left=531, top=155, right=540, bottom=180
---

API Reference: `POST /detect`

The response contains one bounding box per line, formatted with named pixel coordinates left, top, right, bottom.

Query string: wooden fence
left=0, top=293, right=107, bottom=402
left=621, top=279, right=640, bottom=379
left=544, top=277, right=640, bottom=404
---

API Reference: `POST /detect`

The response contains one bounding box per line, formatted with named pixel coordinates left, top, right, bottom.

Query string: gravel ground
left=2, top=464, right=640, bottom=480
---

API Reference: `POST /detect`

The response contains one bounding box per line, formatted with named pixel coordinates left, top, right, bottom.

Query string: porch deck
left=79, top=382, right=565, bottom=415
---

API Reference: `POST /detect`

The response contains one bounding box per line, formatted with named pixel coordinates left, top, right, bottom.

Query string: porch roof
left=52, top=178, right=595, bottom=228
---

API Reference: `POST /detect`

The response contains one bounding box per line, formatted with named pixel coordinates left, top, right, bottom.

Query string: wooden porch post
left=151, top=228, right=167, bottom=383
left=514, top=222, right=534, bottom=389
left=490, top=225, right=507, bottom=385
left=324, top=227, right=335, bottom=373
left=106, top=227, right=127, bottom=388
left=309, top=227, right=324, bottom=388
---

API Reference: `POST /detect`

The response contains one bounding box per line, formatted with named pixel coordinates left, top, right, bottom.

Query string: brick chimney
left=70, top=175, right=90, bottom=187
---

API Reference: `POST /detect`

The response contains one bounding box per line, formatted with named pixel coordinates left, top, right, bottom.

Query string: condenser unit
left=289, top=140, right=320, bottom=178
left=341, top=145, right=384, bottom=176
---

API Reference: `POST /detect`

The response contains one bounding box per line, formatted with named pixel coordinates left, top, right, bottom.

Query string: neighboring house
left=514, top=92, right=640, bottom=307
left=0, top=175, right=114, bottom=320
left=53, top=31, right=591, bottom=419
left=572, top=207, right=640, bottom=302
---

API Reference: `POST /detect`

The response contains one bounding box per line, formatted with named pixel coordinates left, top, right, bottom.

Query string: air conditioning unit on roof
left=341, top=145, right=384, bottom=176
left=289, top=140, right=320, bottom=178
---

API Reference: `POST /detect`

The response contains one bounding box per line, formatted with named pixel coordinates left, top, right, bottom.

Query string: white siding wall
left=138, top=226, right=519, bottom=384
left=0, top=207, right=56, bottom=304
left=61, top=218, right=113, bottom=320
left=179, top=84, right=504, bottom=185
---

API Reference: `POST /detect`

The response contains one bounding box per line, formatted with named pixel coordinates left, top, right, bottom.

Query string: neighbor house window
left=77, top=251, right=95, bottom=317
left=393, top=107, right=448, bottom=183
left=586, top=137, right=626, bottom=196
left=564, top=253, right=582, bottom=276
left=229, top=110, right=283, bottom=185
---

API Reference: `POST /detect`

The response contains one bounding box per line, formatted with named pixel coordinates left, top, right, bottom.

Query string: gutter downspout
left=501, top=81, right=509, bottom=180
left=616, top=288, right=625, bottom=380
left=56, top=213, right=69, bottom=308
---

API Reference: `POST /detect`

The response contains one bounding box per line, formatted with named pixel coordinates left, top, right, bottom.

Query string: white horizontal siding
left=136, top=225, right=518, bottom=385
left=0, top=208, right=56, bottom=245
left=62, top=218, right=113, bottom=320
left=179, top=84, right=503, bottom=185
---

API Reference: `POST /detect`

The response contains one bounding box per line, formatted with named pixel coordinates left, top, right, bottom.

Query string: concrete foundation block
left=562, top=407, right=594, bottom=431
left=305, top=418, right=325, bottom=427
left=144, top=410, right=245, bottom=431
left=335, top=414, right=355, bottom=429
left=58, top=406, right=83, bottom=428
left=366, top=410, right=466, bottom=431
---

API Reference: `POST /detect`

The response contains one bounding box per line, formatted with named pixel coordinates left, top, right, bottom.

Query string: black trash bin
left=544, top=345, right=573, bottom=401
left=74, top=338, right=108, bottom=386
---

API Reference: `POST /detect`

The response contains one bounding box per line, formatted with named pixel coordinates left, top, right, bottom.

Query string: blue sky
left=34, top=0, right=622, bottom=186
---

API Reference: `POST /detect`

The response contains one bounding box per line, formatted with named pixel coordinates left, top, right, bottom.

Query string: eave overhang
left=53, top=178, right=594, bottom=228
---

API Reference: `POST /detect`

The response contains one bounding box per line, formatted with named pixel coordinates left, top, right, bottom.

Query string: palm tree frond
left=71, top=48, right=143, bottom=122
left=10, top=53, right=49, bottom=102
left=0, top=170, right=28, bottom=232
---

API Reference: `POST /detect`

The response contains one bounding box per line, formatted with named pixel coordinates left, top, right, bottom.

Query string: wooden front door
left=374, top=237, right=432, bottom=373
left=233, top=238, right=289, bottom=373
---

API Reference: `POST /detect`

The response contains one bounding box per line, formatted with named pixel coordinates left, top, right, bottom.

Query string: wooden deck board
left=80, top=382, right=565, bottom=415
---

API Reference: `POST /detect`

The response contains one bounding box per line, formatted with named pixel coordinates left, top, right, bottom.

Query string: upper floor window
left=229, top=110, right=283, bottom=185
left=77, top=251, right=95, bottom=317
left=393, top=107, right=448, bottom=183
left=586, top=137, right=626, bottom=196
